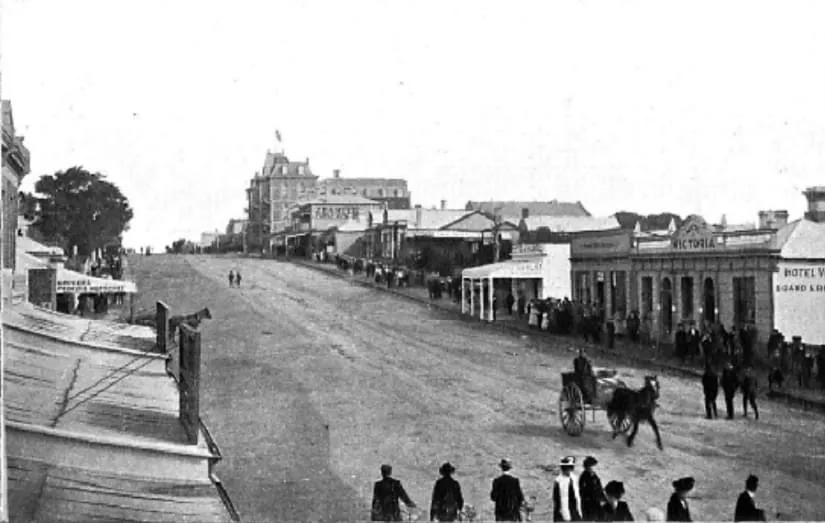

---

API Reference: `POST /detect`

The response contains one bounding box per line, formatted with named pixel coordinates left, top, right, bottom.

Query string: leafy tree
left=171, top=238, right=187, bottom=254
left=29, top=166, right=134, bottom=256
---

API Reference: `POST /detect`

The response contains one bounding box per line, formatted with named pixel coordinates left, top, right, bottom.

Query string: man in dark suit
left=430, top=462, right=464, bottom=522
left=599, top=480, right=633, bottom=521
left=742, top=367, right=759, bottom=420
left=702, top=363, right=719, bottom=419
left=721, top=362, right=739, bottom=419
left=687, top=322, right=701, bottom=363
left=734, top=475, right=766, bottom=521
left=371, top=464, right=416, bottom=521
left=667, top=476, right=694, bottom=522
left=490, top=458, right=525, bottom=521
left=675, top=324, right=688, bottom=363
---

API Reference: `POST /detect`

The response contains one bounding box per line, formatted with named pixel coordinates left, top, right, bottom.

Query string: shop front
left=570, top=230, right=634, bottom=325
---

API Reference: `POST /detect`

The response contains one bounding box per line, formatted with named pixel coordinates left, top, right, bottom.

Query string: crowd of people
left=370, top=458, right=769, bottom=522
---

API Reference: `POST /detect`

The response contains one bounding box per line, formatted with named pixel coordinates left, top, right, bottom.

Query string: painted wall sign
left=512, top=244, right=544, bottom=256
left=773, top=262, right=825, bottom=344
left=314, top=205, right=361, bottom=221
left=670, top=219, right=718, bottom=251
left=571, top=233, right=631, bottom=257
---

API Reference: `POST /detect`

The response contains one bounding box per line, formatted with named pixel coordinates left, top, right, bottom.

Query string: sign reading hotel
left=773, top=262, right=825, bottom=344
left=775, top=266, right=825, bottom=293
left=671, top=220, right=718, bottom=251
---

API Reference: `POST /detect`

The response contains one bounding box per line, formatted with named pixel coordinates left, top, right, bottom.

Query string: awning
left=462, top=259, right=543, bottom=279
left=56, top=267, right=137, bottom=294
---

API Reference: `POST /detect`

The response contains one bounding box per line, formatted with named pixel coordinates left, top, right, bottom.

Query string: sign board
left=773, top=262, right=825, bottom=344
left=27, top=268, right=57, bottom=309
left=178, top=323, right=202, bottom=444
left=511, top=261, right=543, bottom=274
left=512, top=244, right=545, bottom=257
left=313, top=205, right=361, bottom=221
left=571, top=232, right=631, bottom=257
left=670, top=218, right=718, bottom=251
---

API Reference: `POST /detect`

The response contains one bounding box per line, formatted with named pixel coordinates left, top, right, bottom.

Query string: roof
left=774, top=219, right=825, bottom=258
left=318, top=177, right=408, bottom=186
left=336, top=219, right=370, bottom=232
left=17, top=235, right=65, bottom=256
left=261, top=152, right=316, bottom=178
left=7, top=457, right=233, bottom=523
left=382, top=209, right=472, bottom=230
left=300, top=194, right=382, bottom=206
left=466, top=200, right=591, bottom=219
left=15, top=250, right=138, bottom=294
left=522, top=215, right=620, bottom=233
left=462, top=259, right=543, bottom=279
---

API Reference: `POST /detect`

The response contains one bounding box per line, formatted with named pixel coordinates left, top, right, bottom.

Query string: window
left=733, top=276, right=756, bottom=325
left=680, top=277, right=694, bottom=319
left=641, top=277, right=653, bottom=316
left=661, top=277, right=673, bottom=333
left=574, top=271, right=589, bottom=303
left=394, top=189, right=400, bottom=197
left=610, top=271, right=627, bottom=317
left=378, top=188, right=384, bottom=197
left=281, top=165, right=288, bottom=175
left=362, top=188, right=368, bottom=196
left=298, top=165, right=305, bottom=175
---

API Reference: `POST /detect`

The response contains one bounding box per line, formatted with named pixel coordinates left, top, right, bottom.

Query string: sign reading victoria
left=671, top=219, right=717, bottom=251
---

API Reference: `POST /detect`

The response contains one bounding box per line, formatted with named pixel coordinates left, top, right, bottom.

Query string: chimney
left=803, top=186, right=825, bottom=223
left=758, top=210, right=790, bottom=229
left=521, top=207, right=529, bottom=219
left=440, top=200, right=446, bottom=210
left=415, top=204, right=423, bottom=229
left=333, top=169, right=340, bottom=178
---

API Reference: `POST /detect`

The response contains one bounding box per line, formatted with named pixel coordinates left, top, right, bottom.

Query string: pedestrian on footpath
left=666, top=476, right=694, bottom=522
left=506, top=293, right=515, bottom=316
left=228, top=270, right=235, bottom=288
left=372, top=464, right=417, bottom=522
left=741, top=367, right=759, bottom=420
left=702, top=363, right=719, bottom=419
left=578, top=456, right=604, bottom=521
left=734, top=474, right=766, bottom=522
left=599, top=480, right=633, bottom=521
left=721, top=361, right=739, bottom=419
left=552, top=456, right=582, bottom=522
left=430, top=462, right=464, bottom=522
left=235, top=270, right=242, bottom=288
left=490, top=458, right=525, bottom=521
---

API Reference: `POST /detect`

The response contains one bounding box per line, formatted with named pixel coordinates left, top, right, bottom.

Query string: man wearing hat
left=599, top=480, right=633, bottom=521
left=734, top=475, right=766, bottom=522
left=552, top=456, right=582, bottom=521
left=372, top=464, right=417, bottom=521
left=491, top=458, right=526, bottom=521
left=578, top=456, right=605, bottom=521
left=721, top=361, right=740, bottom=419
left=666, top=477, right=694, bottom=522
left=430, top=462, right=464, bottom=522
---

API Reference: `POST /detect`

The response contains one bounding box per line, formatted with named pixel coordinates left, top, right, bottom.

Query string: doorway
left=703, top=278, right=716, bottom=325
left=660, top=277, right=673, bottom=334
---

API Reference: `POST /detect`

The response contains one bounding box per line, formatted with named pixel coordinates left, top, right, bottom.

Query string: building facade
left=2, top=100, right=31, bottom=272
left=283, top=195, right=384, bottom=257
left=316, top=171, right=411, bottom=210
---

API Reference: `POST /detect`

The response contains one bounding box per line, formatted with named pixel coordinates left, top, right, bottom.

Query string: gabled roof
left=261, top=152, right=316, bottom=178
left=466, top=200, right=591, bottom=219
left=774, top=219, right=825, bottom=258
left=382, top=209, right=472, bottom=230
left=522, top=215, right=620, bottom=233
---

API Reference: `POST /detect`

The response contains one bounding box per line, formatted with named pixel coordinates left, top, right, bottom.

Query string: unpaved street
left=131, top=255, right=825, bottom=522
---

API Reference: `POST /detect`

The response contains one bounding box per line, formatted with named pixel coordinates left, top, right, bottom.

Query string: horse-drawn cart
left=558, top=368, right=634, bottom=436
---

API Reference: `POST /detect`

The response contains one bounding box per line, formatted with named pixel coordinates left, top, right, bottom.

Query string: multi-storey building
left=2, top=100, right=31, bottom=272
left=316, top=170, right=410, bottom=210
left=246, top=142, right=316, bottom=252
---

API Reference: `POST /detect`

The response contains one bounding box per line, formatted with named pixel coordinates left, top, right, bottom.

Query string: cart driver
left=574, top=348, right=597, bottom=402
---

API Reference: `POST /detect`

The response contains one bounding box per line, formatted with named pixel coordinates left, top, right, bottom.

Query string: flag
left=275, top=129, right=282, bottom=142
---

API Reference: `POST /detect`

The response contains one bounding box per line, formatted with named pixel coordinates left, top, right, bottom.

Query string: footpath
left=282, top=256, right=825, bottom=414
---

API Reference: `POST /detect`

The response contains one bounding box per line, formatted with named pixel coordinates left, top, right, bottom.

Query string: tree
left=29, top=166, right=134, bottom=256
left=171, top=238, right=187, bottom=254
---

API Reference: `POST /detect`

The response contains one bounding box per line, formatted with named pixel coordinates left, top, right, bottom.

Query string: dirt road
left=130, top=254, right=825, bottom=522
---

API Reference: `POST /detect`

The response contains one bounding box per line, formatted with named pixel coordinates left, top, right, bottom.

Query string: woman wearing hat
left=599, top=481, right=633, bottom=521
left=579, top=456, right=605, bottom=521
left=430, top=462, right=464, bottom=522
left=666, top=477, right=694, bottom=522
left=552, top=456, right=582, bottom=521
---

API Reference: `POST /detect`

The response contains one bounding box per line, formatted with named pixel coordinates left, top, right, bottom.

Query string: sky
left=2, top=0, right=824, bottom=251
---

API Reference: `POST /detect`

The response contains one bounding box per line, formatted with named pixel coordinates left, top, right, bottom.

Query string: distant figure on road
left=721, top=362, right=739, bottom=419
left=430, top=462, right=464, bottom=522
left=235, top=271, right=242, bottom=287
left=741, top=367, right=759, bottom=420
left=228, top=270, right=235, bottom=288
left=734, top=474, right=766, bottom=522
left=702, top=363, right=719, bottom=419
left=371, top=464, right=416, bottom=522
left=491, top=458, right=525, bottom=521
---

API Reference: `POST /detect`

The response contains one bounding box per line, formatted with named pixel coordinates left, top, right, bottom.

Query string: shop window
left=641, top=277, right=653, bottom=316
left=661, top=277, right=673, bottom=334
left=610, top=271, right=627, bottom=317
left=733, top=276, right=756, bottom=326
left=681, top=277, right=694, bottom=319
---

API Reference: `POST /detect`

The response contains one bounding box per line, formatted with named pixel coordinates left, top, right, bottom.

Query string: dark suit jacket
left=431, top=476, right=464, bottom=522
left=702, top=370, right=719, bottom=398
left=734, top=491, right=766, bottom=521
left=372, top=477, right=414, bottom=521
left=599, top=500, right=634, bottom=521
left=491, top=474, right=524, bottom=521
left=666, top=493, right=691, bottom=522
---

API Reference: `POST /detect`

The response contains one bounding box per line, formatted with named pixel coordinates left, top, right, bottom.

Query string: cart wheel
left=608, top=412, right=633, bottom=434
left=559, top=384, right=586, bottom=436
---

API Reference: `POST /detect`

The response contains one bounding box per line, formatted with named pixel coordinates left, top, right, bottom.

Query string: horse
left=607, top=375, right=663, bottom=450
left=169, top=307, right=212, bottom=341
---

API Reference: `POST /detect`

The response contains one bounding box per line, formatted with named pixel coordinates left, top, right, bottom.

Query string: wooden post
left=461, top=277, right=466, bottom=314
left=129, top=294, right=135, bottom=324
left=489, top=276, right=495, bottom=321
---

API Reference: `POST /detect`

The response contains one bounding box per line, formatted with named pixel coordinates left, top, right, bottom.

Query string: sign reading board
left=178, top=323, right=202, bottom=444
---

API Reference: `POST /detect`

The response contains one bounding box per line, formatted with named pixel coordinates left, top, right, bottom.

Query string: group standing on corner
left=227, top=270, right=242, bottom=288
